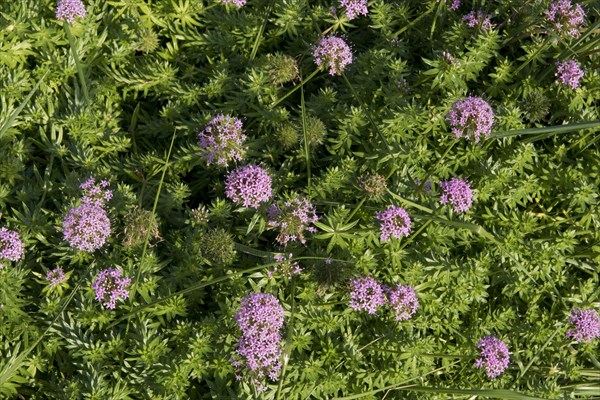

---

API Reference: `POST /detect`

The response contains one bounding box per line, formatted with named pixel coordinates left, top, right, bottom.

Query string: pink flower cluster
left=225, top=165, right=273, bottom=208
left=220, top=0, right=246, bottom=8
left=0, top=227, right=24, bottom=269
left=80, top=177, right=113, bottom=208
left=449, top=0, right=461, bottom=11
left=440, top=178, right=473, bottom=213
left=312, top=36, right=353, bottom=76
left=268, top=197, right=318, bottom=246
left=46, top=267, right=67, bottom=287
left=91, top=268, right=131, bottom=309
left=567, top=308, right=599, bottom=343
left=269, top=253, right=302, bottom=278
left=63, top=178, right=112, bottom=252
left=386, top=284, right=419, bottom=321
left=198, top=114, right=247, bottom=166
left=55, top=0, right=86, bottom=23
left=234, top=293, right=284, bottom=388
left=376, top=205, right=411, bottom=242
left=462, top=10, right=493, bottom=31
left=339, top=0, right=368, bottom=20
left=555, top=59, right=584, bottom=89
left=446, top=96, right=494, bottom=142
left=349, top=276, right=419, bottom=321
left=544, top=0, right=586, bottom=38
left=474, top=336, right=510, bottom=378
left=349, top=276, right=387, bottom=314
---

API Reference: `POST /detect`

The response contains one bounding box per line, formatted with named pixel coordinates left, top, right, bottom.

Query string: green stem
left=300, top=83, right=311, bottom=195
left=63, top=23, right=90, bottom=104
left=492, top=121, right=600, bottom=138
left=276, top=280, right=297, bottom=400
left=0, top=283, right=81, bottom=387
left=511, top=37, right=551, bottom=78
left=392, top=5, right=435, bottom=38
left=132, top=129, right=177, bottom=298
left=397, top=219, right=431, bottom=250
left=417, top=140, right=457, bottom=193
left=0, top=68, right=49, bottom=139
left=341, top=73, right=391, bottom=151
left=270, top=69, right=319, bottom=108
left=119, top=129, right=177, bottom=362
left=512, top=326, right=561, bottom=386
left=345, top=198, right=366, bottom=223
left=249, top=0, right=274, bottom=61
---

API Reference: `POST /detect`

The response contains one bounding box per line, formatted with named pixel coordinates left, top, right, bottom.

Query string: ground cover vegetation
left=0, top=0, right=599, bottom=398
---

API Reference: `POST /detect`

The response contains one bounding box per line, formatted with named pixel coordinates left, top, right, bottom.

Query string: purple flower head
left=440, top=178, right=473, bottom=213
left=268, top=197, right=318, bottom=246
left=46, top=267, right=67, bottom=287
left=339, top=0, right=368, bottom=20
left=474, top=336, right=510, bottom=378
left=349, top=276, right=387, bottom=314
left=449, top=0, right=461, bottom=11
left=235, top=293, right=285, bottom=339
left=376, top=205, right=411, bottom=242
left=91, top=268, right=131, bottom=309
left=386, top=284, right=419, bottom=321
left=198, top=114, right=247, bottom=166
left=555, top=59, right=584, bottom=89
left=56, top=0, right=87, bottom=23
left=269, top=253, right=302, bottom=278
left=544, top=0, right=586, bottom=39
left=80, top=177, right=112, bottom=208
left=567, top=308, right=600, bottom=343
left=234, top=293, right=284, bottom=384
left=63, top=204, right=111, bottom=252
left=0, top=228, right=24, bottom=268
left=312, top=36, right=353, bottom=76
left=462, top=10, right=493, bottom=31
left=446, top=96, right=494, bottom=142
left=220, top=0, right=246, bottom=7
left=225, top=165, right=273, bottom=208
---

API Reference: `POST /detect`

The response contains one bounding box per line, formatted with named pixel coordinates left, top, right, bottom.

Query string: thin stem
left=119, top=129, right=177, bottom=357
left=249, top=0, right=274, bottom=61
left=300, top=82, right=311, bottom=194
left=512, top=326, right=561, bottom=386
left=345, top=198, right=366, bottom=223
left=417, top=140, right=457, bottom=193
left=392, top=5, right=435, bottom=38
left=341, top=73, right=391, bottom=151
left=397, top=219, right=431, bottom=251
left=511, top=36, right=551, bottom=78
left=276, top=279, right=297, bottom=400
left=0, top=68, right=49, bottom=139
left=132, top=129, right=177, bottom=297
left=270, top=69, right=319, bottom=108
left=0, top=282, right=81, bottom=386
left=63, top=23, right=90, bottom=104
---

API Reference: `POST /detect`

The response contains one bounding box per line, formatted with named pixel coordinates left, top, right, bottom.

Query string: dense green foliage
left=0, top=0, right=599, bottom=398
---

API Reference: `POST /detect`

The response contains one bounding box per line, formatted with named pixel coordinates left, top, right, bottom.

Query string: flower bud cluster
left=233, top=293, right=285, bottom=389
left=63, top=178, right=112, bottom=252
left=376, top=205, right=411, bottom=242
left=474, top=336, right=510, bottom=378
left=0, top=227, right=24, bottom=269
left=268, top=197, right=318, bottom=246
left=91, top=268, right=131, bottom=309
left=349, top=276, right=419, bottom=321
